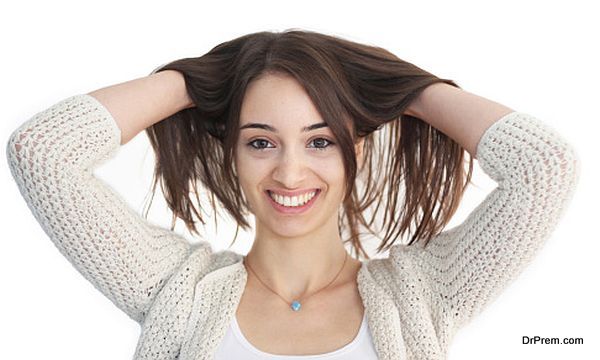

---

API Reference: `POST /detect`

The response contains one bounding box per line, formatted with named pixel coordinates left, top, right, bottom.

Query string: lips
left=264, top=189, right=321, bottom=214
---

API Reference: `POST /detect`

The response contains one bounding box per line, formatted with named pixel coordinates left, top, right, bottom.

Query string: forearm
left=87, top=70, right=194, bottom=145
left=405, top=83, right=514, bottom=158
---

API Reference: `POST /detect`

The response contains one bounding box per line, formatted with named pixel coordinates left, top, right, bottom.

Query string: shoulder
left=190, top=243, right=244, bottom=276
left=365, top=246, right=420, bottom=285
left=363, top=244, right=437, bottom=305
left=209, top=248, right=245, bottom=270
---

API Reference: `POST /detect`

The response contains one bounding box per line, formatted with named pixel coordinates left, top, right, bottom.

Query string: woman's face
left=234, top=72, right=363, bottom=238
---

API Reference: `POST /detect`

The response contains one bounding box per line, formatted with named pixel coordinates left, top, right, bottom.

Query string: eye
left=247, top=138, right=274, bottom=151
left=308, top=137, right=335, bottom=151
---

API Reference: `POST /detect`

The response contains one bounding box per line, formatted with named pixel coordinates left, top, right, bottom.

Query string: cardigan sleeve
left=6, top=94, right=210, bottom=324
left=388, top=111, right=581, bottom=337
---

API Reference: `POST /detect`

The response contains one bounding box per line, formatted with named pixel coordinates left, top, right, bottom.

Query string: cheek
left=234, top=154, right=267, bottom=191
left=234, top=160, right=259, bottom=213
left=315, top=156, right=346, bottom=188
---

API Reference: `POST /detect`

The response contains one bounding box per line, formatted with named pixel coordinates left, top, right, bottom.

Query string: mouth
left=264, top=189, right=321, bottom=215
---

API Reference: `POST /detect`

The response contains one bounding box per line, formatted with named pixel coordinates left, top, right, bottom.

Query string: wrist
left=157, top=70, right=195, bottom=110
left=405, top=82, right=452, bottom=119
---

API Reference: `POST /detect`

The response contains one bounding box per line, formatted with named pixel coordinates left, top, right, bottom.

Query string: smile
left=265, top=189, right=321, bottom=214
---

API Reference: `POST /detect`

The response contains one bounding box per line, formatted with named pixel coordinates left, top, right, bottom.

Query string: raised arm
left=6, top=71, right=206, bottom=324
left=88, top=70, right=195, bottom=145
left=404, top=82, right=515, bottom=160
left=390, top=85, right=581, bottom=338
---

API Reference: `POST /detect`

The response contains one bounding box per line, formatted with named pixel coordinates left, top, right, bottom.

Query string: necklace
left=243, top=252, right=348, bottom=312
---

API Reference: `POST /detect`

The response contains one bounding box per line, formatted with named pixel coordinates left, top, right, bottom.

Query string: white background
left=1, top=0, right=598, bottom=359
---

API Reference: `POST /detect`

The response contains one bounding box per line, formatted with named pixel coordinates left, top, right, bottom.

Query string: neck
left=243, top=224, right=360, bottom=301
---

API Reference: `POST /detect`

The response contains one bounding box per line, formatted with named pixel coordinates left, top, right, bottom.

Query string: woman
left=6, top=29, right=580, bottom=359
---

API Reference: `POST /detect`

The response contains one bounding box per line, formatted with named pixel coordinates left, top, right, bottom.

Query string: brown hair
left=143, top=29, right=473, bottom=260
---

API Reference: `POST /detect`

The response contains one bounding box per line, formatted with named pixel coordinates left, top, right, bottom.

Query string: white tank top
left=214, top=313, right=379, bottom=359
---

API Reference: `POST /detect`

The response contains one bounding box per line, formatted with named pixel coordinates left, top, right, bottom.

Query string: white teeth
left=269, top=191, right=317, bottom=207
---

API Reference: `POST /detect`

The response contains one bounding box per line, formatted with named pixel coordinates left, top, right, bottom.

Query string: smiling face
left=234, top=72, right=363, bottom=239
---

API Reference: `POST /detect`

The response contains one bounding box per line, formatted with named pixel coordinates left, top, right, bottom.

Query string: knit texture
left=6, top=94, right=580, bottom=359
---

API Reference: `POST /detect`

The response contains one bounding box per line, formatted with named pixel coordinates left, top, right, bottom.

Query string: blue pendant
left=291, top=300, right=301, bottom=311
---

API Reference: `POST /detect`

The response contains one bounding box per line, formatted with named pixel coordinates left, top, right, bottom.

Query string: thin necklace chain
left=243, top=252, right=348, bottom=311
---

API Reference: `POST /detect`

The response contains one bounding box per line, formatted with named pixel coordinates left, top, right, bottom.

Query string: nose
left=271, top=148, right=308, bottom=189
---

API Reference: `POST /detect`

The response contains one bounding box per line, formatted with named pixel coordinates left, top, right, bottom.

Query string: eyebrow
left=239, top=122, right=329, bottom=133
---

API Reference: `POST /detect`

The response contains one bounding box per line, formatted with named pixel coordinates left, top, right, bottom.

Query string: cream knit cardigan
left=6, top=94, right=580, bottom=359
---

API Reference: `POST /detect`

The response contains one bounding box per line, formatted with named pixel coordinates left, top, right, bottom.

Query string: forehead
left=239, top=73, right=323, bottom=128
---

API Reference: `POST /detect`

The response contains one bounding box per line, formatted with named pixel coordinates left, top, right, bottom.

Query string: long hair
left=143, top=29, right=473, bottom=260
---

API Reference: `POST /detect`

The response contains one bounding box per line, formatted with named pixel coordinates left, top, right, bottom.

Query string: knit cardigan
left=6, top=94, right=580, bottom=359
